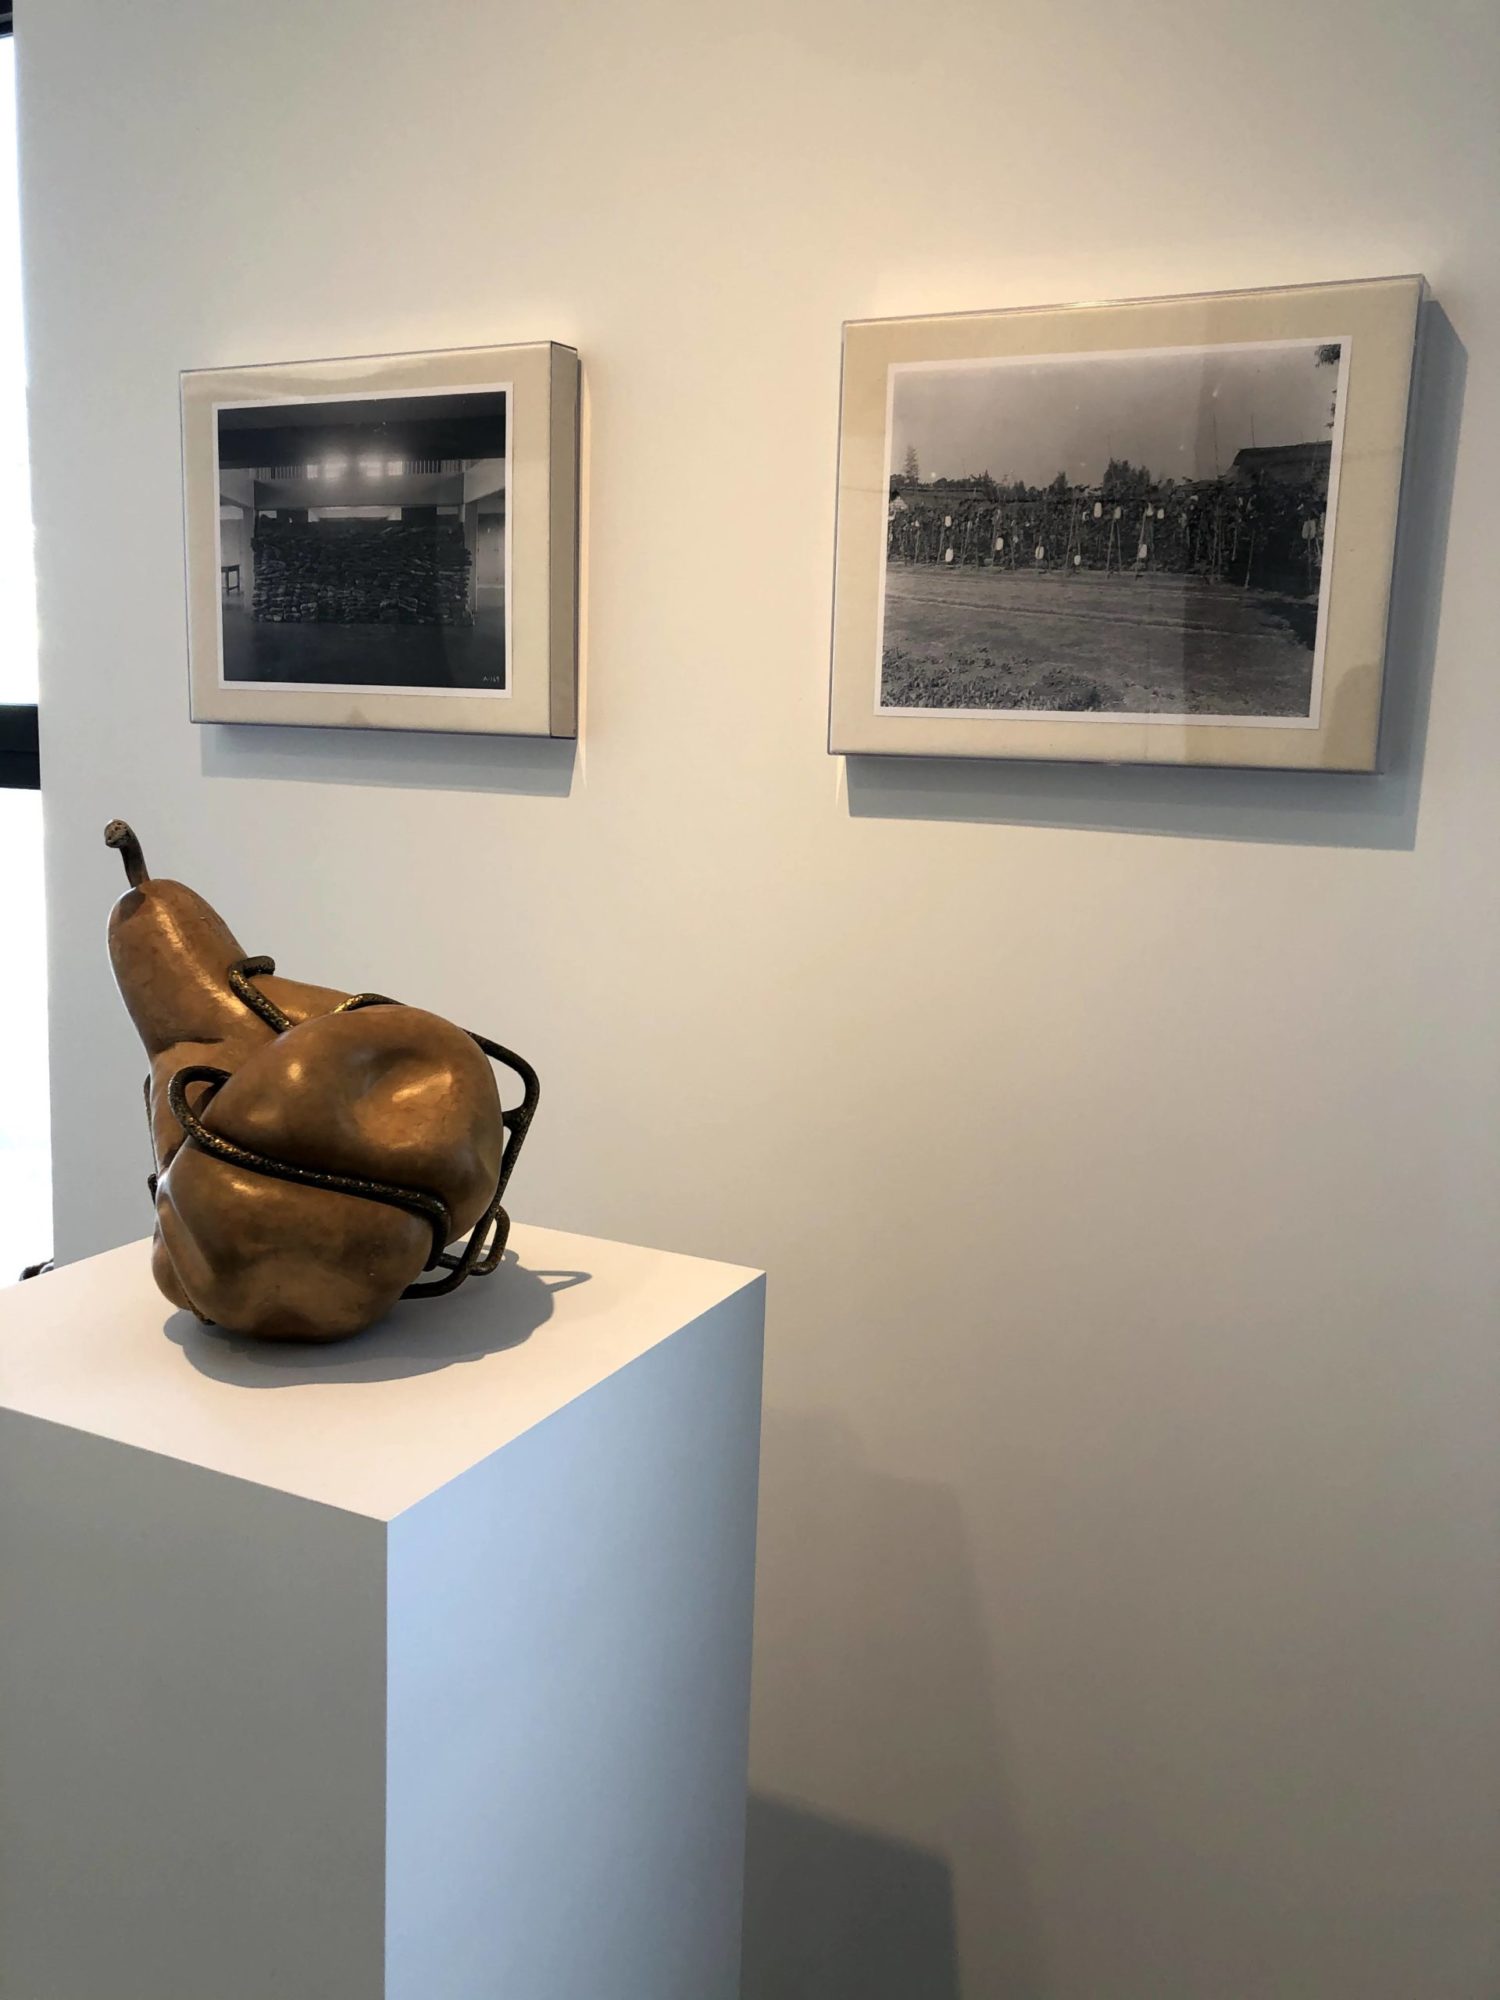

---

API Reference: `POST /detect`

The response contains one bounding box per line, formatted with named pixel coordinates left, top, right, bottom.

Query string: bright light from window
left=306, top=465, right=320, bottom=479
left=386, top=459, right=402, bottom=475
left=323, top=458, right=347, bottom=477
left=0, top=36, right=50, bottom=1279
left=0, top=42, right=34, bottom=704
left=359, top=457, right=383, bottom=477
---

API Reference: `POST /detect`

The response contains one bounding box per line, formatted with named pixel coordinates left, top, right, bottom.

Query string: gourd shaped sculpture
left=104, top=821, right=538, bottom=1342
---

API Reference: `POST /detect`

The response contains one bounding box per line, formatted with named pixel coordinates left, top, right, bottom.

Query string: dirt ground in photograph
left=880, top=568, right=1317, bottom=716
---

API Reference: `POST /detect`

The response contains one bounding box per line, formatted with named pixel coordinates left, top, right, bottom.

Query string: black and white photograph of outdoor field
left=215, top=387, right=509, bottom=693
left=879, top=338, right=1348, bottom=721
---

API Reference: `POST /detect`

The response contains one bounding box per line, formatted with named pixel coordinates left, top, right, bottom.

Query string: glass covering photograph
left=878, top=337, right=1348, bottom=724
left=214, top=386, right=510, bottom=695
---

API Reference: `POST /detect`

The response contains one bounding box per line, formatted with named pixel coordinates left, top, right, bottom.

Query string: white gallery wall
left=20, top=4, right=1500, bottom=1994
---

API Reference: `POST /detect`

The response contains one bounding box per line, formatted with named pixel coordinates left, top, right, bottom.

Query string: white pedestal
left=0, top=1225, right=764, bottom=2000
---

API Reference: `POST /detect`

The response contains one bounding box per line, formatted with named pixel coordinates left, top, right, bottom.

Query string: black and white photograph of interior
left=881, top=337, right=1346, bottom=720
left=216, top=388, right=508, bottom=692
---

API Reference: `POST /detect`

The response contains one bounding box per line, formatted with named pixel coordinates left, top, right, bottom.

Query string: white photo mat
left=208, top=378, right=514, bottom=703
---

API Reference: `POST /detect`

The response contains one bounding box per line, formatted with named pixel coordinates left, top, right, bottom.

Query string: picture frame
left=182, top=341, right=579, bottom=736
left=829, top=277, right=1424, bottom=770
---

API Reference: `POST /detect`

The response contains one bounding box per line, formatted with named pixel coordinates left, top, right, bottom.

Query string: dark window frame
left=1, top=705, right=38, bottom=787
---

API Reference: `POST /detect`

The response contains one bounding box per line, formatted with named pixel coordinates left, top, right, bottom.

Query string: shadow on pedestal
left=162, top=1252, right=590, bottom=1386
left=742, top=1794, right=960, bottom=2000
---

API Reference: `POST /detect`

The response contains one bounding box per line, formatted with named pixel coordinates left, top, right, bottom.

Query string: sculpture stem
left=104, top=820, right=150, bottom=888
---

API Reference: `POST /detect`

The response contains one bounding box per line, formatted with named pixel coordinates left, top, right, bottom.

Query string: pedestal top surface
left=0, top=1225, right=762, bottom=1519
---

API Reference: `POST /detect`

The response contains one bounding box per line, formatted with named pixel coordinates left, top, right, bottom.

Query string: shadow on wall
left=200, top=722, right=576, bottom=798
left=742, top=1795, right=960, bottom=2000
left=746, top=1408, right=1047, bottom=1997
left=845, top=302, right=1466, bottom=852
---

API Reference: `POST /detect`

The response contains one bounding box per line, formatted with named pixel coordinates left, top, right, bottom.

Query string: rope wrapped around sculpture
left=166, top=958, right=540, bottom=1304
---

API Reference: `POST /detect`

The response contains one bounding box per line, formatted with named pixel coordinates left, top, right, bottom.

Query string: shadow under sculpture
left=103, top=820, right=538, bottom=1342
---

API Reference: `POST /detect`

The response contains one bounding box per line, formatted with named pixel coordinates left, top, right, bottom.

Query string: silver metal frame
left=182, top=341, right=579, bottom=737
left=829, top=277, right=1424, bottom=770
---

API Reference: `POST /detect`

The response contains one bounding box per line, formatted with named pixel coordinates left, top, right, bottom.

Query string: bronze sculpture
left=104, top=820, right=538, bottom=1342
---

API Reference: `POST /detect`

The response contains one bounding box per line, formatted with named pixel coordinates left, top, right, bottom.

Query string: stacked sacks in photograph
left=251, top=518, right=473, bottom=626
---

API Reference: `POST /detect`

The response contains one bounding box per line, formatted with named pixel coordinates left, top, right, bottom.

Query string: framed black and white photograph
left=830, top=278, right=1423, bottom=769
left=183, top=342, right=578, bottom=735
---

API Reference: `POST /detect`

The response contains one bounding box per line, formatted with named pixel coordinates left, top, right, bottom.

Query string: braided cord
left=155, top=960, right=540, bottom=1306
left=166, top=1065, right=452, bottom=1269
